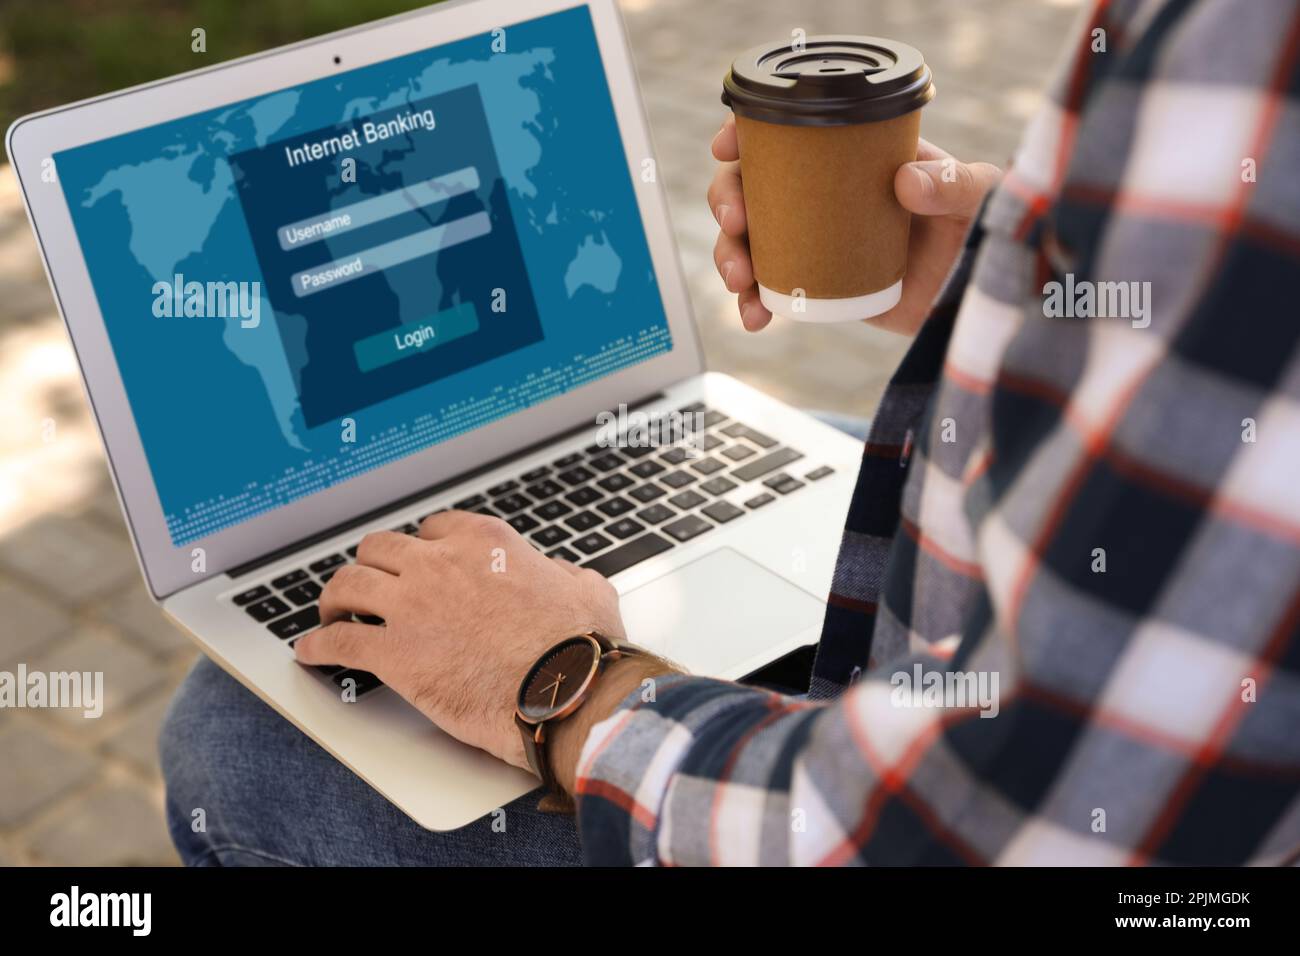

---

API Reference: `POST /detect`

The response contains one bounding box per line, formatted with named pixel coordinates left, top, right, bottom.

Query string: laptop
left=7, top=0, right=861, bottom=830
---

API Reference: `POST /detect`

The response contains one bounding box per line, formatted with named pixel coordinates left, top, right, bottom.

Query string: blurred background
left=0, top=0, right=1083, bottom=864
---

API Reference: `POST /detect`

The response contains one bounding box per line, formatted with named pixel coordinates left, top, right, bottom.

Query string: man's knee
left=159, top=658, right=224, bottom=861
left=156, top=657, right=584, bottom=866
left=160, top=658, right=246, bottom=794
left=158, top=657, right=281, bottom=862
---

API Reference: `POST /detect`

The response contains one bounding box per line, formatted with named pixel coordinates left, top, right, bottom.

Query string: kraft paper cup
left=722, top=36, right=935, bottom=323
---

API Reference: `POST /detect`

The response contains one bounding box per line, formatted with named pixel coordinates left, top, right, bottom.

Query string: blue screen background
left=55, top=5, right=672, bottom=545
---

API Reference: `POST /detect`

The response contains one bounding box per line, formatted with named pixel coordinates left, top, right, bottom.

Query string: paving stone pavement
left=0, top=0, right=1083, bottom=866
left=0, top=579, right=71, bottom=670
left=0, top=723, right=99, bottom=829
left=25, top=783, right=177, bottom=867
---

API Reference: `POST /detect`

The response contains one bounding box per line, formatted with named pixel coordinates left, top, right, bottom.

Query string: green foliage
left=0, top=0, right=434, bottom=160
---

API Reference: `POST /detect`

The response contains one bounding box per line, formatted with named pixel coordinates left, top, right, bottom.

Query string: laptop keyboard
left=228, top=402, right=835, bottom=699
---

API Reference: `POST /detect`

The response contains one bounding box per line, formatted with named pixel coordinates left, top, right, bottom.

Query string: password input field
left=289, top=210, right=492, bottom=298
left=276, top=165, right=481, bottom=251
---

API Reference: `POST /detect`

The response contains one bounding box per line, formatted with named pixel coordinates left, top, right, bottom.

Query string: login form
left=229, top=85, right=543, bottom=428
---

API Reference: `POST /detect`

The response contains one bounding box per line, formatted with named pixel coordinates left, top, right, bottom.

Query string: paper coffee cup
left=722, top=36, right=935, bottom=323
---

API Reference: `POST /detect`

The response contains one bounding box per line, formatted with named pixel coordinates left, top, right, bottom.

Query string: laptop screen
left=53, top=4, right=672, bottom=548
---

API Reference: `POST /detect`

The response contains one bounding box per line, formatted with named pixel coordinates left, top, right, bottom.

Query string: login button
left=353, top=302, right=479, bottom=373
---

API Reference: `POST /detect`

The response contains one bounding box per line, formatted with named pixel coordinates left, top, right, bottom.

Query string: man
left=162, top=0, right=1300, bottom=865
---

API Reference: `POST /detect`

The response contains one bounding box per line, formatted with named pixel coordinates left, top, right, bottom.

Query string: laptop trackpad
left=619, top=547, right=824, bottom=677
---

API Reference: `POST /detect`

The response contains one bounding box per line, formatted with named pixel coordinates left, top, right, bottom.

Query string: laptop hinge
left=226, top=391, right=667, bottom=578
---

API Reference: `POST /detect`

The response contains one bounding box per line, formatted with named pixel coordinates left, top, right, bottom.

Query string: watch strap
left=517, top=633, right=640, bottom=814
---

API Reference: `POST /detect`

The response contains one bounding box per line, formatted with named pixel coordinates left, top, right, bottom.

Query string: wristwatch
left=514, top=631, right=640, bottom=812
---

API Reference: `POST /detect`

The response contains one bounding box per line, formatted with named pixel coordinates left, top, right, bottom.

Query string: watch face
left=518, top=636, right=601, bottom=722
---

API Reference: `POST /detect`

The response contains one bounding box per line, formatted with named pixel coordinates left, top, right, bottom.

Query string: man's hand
left=293, top=511, right=632, bottom=773
left=708, top=116, right=1002, bottom=336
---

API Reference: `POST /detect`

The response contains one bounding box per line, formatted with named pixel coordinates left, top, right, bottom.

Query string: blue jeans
left=160, top=658, right=581, bottom=866
left=159, top=411, right=869, bottom=866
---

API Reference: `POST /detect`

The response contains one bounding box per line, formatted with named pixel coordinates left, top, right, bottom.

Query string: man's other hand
left=708, top=116, right=1002, bottom=336
left=293, top=512, right=628, bottom=772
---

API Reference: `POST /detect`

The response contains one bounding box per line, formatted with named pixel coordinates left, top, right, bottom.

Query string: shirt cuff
left=573, top=673, right=757, bottom=865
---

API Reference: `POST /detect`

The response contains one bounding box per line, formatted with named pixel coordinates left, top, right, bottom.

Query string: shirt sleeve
left=574, top=650, right=998, bottom=866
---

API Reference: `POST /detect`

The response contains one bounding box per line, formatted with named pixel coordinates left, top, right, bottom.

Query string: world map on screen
left=55, top=6, right=672, bottom=545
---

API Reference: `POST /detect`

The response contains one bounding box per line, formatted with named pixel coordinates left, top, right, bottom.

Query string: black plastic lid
left=722, top=35, right=934, bottom=126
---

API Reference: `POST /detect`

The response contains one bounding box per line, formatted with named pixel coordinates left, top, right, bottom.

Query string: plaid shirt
left=575, top=0, right=1300, bottom=865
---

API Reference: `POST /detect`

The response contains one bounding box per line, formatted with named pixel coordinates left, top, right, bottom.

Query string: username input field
left=290, top=210, right=492, bottom=298
left=276, top=165, right=481, bottom=251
